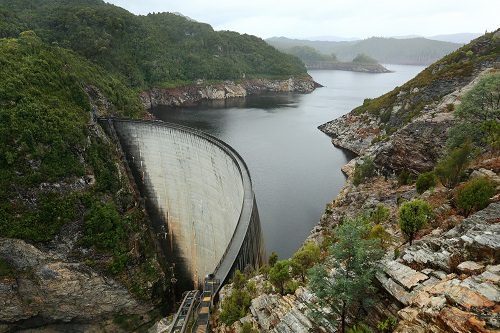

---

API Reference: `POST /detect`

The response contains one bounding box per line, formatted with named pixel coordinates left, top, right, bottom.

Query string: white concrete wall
left=113, top=121, right=246, bottom=284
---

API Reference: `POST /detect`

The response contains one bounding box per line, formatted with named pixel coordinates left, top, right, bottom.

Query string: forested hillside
left=0, top=0, right=307, bottom=89
left=0, top=29, right=171, bottom=330
left=267, top=36, right=462, bottom=65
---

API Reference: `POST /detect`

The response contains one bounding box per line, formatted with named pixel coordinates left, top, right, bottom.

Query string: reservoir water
left=152, top=65, right=426, bottom=259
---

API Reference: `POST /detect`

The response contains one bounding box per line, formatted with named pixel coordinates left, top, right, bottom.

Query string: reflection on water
left=187, top=93, right=300, bottom=110
left=152, top=65, right=425, bottom=259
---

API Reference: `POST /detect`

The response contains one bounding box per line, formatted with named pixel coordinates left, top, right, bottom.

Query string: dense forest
left=267, top=36, right=462, bottom=65
left=0, top=0, right=307, bottom=89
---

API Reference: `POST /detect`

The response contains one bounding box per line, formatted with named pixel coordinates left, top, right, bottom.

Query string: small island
left=281, top=45, right=391, bottom=73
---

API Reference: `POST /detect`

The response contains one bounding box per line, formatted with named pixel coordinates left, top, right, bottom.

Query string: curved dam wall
left=101, top=119, right=265, bottom=289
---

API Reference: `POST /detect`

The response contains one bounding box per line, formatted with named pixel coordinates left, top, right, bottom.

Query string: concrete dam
left=101, top=119, right=265, bottom=290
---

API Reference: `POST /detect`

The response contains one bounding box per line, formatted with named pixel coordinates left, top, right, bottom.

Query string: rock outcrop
left=211, top=31, right=500, bottom=333
left=0, top=237, right=151, bottom=331
left=140, top=77, right=319, bottom=109
left=383, top=203, right=500, bottom=333
left=213, top=197, right=499, bottom=333
left=318, top=66, right=495, bottom=175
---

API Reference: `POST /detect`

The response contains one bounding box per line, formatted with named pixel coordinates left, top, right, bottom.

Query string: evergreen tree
left=269, top=260, right=290, bottom=295
left=398, top=199, right=431, bottom=245
left=448, top=73, right=500, bottom=150
left=290, top=241, right=320, bottom=283
left=308, top=217, right=384, bottom=333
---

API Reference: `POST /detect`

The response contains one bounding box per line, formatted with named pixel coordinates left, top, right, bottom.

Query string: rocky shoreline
left=139, top=76, right=320, bottom=109
left=209, top=31, right=500, bottom=332
left=306, top=61, right=391, bottom=73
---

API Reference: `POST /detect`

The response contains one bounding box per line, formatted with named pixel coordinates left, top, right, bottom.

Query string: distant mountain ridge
left=427, top=32, right=482, bottom=44
left=267, top=36, right=463, bottom=65
left=300, top=33, right=481, bottom=44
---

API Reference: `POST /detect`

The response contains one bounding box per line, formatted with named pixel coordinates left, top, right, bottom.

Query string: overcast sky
left=105, top=0, right=498, bottom=40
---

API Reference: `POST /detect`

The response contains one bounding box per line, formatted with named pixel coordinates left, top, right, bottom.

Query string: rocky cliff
left=0, top=238, right=150, bottom=331
left=139, top=76, right=319, bottom=109
left=210, top=30, right=500, bottom=333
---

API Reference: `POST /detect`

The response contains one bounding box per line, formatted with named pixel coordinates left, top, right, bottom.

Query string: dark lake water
left=152, top=65, right=425, bottom=259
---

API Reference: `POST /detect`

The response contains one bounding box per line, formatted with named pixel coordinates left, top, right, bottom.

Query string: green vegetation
left=0, top=32, right=163, bottom=300
left=416, top=171, right=438, bottom=194
left=434, top=142, right=473, bottom=188
left=268, top=251, right=279, bottom=267
left=397, top=170, right=413, bottom=186
left=347, top=323, right=373, bottom=333
left=290, top=241, right=320, bottom=283
left=0, top=0, right=307, bottom=89
left=352, top=53, right=377, bottom=64
left=285, top=45, right=337, bottom=64
left=279, top=45, right=387, bottom=70
left=219, top=270, right=252, bottom=325
left=454, top=177, right=495, bottom=217
left=0, top=33, right=140, bottom=240
left=269, top=260, right=290, bottom=295
left=351, top=30, right=499, bottom=128
left=447, top=73, right=500, bottom=150
left=353, top=157, right=375, bottom=186
left=377, top=317, right=398, bottom=333
left=368, top=224, right=392, bottom=249
left=370, top=204, right=390, bottom=224
left=398, top=199, right=432, bottom=245
left=308, top=216, right=384, bottom=333
left=241, top=322, right=258, bottom=333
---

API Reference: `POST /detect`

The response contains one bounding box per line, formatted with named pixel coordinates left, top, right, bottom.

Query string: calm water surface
left=153, top=65, right=425, bottom=259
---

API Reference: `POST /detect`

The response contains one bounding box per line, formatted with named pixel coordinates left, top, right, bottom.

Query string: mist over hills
left=427, top=32, right=482, bottom=43
left=266, top=35, right=465, bottom=65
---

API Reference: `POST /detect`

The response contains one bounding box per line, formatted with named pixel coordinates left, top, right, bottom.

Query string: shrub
left=269, top=260, right=290, bottom=295
left=268, top=251, right=278, bottom=267
left=393, top=248, right=400, bottom=260
left=447, top=73, right=500, bottom=150
left=219, top=288, right=251, bottom=325
left=434, top=142, right=473, bottom=188
left=416, top=171, right=438, bottom=194
left=290, top=241, right=320, bottom=283
left=398, top=199, right=432, bottom=245
left=347, top=323, right=373, bottom=333
left=455, top=177, right=495, bottom=216
left=241, top=322, right=257, bottom=333
left=220, top=270, right=253, bottom=325
left=284, top=280, right=301, bottom=294
left=83, top=202, right=125, bottom=250
left=353, top=157, right=375, bottom=186
left=397, top=170, right=412, bottom=186
left=377, top=317, right=398, bottom=333
left=380, top=109, right=391, bottom=123
left=369, top=224, right=392, bottom=249
left=370, top=204, right=390, bottom=224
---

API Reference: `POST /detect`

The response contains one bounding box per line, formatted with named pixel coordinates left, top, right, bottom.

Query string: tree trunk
left=341, top=301, right=346, bottom=333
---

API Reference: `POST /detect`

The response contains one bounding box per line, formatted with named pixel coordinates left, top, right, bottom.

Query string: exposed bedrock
left=139, top=77, right=319, bottom=109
